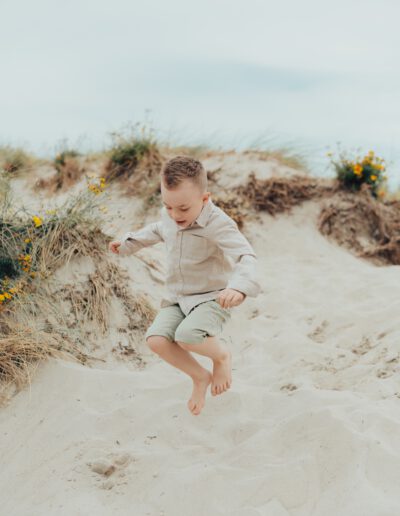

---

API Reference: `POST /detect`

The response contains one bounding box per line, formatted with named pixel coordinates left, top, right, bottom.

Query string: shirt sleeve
left=118, top=221, right=164, bottom=256
left=211, top=219, right=261, bottom=298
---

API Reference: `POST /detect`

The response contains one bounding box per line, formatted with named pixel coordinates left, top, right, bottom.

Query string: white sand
left=1, top=153, right=400, bottom=515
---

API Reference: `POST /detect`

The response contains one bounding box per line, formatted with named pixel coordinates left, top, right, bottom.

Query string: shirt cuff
left=118, top=236, right=144, bottom=256
left=227, top=278, right=260, bottom=298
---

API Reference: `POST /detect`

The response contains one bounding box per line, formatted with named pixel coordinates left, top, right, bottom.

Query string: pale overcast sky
left=1, top=0, right=399, bottom=182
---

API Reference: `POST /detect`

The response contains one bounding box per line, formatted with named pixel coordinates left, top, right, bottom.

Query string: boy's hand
left=109, top=240, right=122, bottom=254
left=217, top=288, right=246, bottom=308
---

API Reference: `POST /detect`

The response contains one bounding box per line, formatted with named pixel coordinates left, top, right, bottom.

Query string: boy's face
left=161, top=179, right=210, bottom=228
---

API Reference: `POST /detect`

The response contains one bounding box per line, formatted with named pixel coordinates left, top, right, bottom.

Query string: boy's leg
left=146, top=334, right=211, bottom=383
left=174, top=301, right=232, bottom=396
left=145, top=305, right=212, bottom=415
left=146, top=336, right=212, bottom=416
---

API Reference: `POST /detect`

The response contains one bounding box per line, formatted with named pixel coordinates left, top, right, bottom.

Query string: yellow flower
left=88, top=183, right=102, bottom=195
left=24, top=238, right=31, bottom=243
left=3, top=292, right=11, bottom=299
left=368, top=150, right=375, bottom=157
left=353, top=164, right=363, bottom=176
left=370, top=175, right=377, bottom=181
left=0, top=294, right=5, bottom=302
left=9, top=288, right=18, bottom=294
left=32, top=215, right=43, bottom=227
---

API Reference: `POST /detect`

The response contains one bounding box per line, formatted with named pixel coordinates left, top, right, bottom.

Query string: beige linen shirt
left=118, top=198, right=261, bottom=316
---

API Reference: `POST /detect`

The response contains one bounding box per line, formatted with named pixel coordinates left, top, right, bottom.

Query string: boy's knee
left=146, top=335, right=170, bottom=353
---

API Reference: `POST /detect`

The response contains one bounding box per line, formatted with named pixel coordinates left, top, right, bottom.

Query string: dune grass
left=104, top=123, right=162, bottom=180
left=0, top=145, right=39, bottom=175
left=0, top=171, right=155, bottom=404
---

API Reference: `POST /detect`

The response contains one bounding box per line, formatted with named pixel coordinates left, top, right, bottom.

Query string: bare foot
left=187, top=370, right=213, bottom=415
left=211, top=350, right=232, bottom=396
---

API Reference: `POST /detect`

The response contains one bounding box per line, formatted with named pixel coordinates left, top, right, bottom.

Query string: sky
left=1, top=0, right=399, bottom=185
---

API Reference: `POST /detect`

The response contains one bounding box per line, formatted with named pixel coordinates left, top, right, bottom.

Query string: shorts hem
left=145, top=333, right=175, bottom=342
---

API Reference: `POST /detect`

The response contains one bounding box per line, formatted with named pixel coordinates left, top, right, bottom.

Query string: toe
left=193, top=402, right=202, bottom=415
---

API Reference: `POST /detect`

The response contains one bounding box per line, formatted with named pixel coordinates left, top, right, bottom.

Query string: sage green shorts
left=145, top=300, right=232, bottom=345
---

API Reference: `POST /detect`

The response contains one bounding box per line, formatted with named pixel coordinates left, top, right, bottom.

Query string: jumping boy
left=109, top=156, right=260, bottom=415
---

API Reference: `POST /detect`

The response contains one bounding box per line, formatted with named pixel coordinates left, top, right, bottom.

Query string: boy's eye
left=180, top=208, right=189, bottom=212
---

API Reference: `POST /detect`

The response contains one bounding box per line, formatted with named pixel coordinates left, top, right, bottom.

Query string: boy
left=109, top=156, right=260, bottom=415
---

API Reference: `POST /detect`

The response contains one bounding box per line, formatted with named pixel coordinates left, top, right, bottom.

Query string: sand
left=1, top=152, right=400, bottom=515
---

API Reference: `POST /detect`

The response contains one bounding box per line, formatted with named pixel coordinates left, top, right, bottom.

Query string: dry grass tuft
left=57, top=261, right=156, bottom=337
left=0, top=312, right=91, bottom=401
left=235, top=172, right=336, bottom=216
left=319, top=184, right=400, bottom=265
left=123, top=148, right=165, bottom=199
left=212, top=193, right=247, bottom=229
left=0, top=145, right=38, bottom=175
left=35, top=154, right=85, bottom=192
left=0, top=175, right=156, bottom=403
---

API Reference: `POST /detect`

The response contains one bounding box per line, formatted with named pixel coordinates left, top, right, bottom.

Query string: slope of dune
left=1, top=152, right=400, bottom=516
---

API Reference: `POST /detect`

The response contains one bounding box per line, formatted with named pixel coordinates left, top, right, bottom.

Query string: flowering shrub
left=328, top=150, right=387, bottom=198
left=0, top=172, right=109, bottom=309
left=86, top=175, right=107, bottom=195
left=0, top=277, right=22, bottom=306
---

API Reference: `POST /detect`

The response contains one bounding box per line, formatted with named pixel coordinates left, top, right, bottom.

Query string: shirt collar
left=161, top=198, right=214, bottom=229
left=192, top=198, right=214, bottom=228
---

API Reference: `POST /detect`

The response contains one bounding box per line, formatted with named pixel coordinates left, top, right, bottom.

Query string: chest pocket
left=184, top=233, right=208, bottom=262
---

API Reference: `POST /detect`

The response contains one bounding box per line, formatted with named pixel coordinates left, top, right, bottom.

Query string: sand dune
left=1, top=153, right=400, bottom=515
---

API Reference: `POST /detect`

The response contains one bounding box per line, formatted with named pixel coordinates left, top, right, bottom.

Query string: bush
left=0, top=145, right=34, bottom=174
left=0, top=172, right=109, bottom=310
left=104, top=123, right=159, bottom=182
left=329, top=149, right=387, bottom=198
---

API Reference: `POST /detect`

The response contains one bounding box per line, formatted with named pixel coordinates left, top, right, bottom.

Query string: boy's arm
left=118, top=221, right=164, bottom=256
left=211, top=219, right=261, bottom=298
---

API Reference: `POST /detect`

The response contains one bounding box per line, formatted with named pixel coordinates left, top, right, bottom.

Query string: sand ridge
left=1, top=151, right=400, bottom=515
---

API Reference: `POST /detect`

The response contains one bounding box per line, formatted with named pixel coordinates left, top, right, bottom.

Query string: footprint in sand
left=376, top=351, right=399, bottom=379
left=351, top=336, right=375, bottom=356
left=307, top=320, right=329, bottom=344
left=87, top=452, right=133, bottom=490
left=280, top=383, right=298, bottom=393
